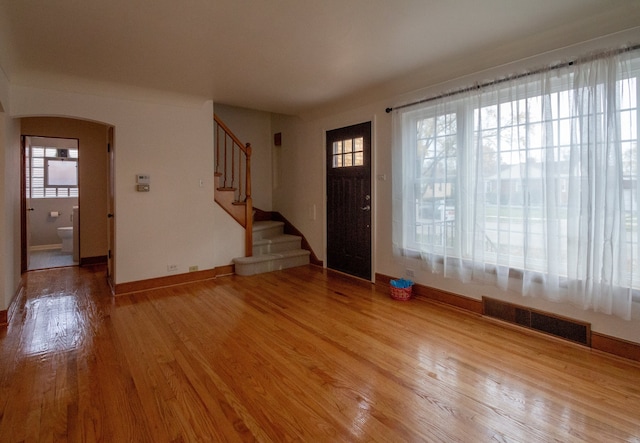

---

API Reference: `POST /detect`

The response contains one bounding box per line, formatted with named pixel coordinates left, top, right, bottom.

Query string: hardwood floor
left=1, top=265, right=639, bottom=442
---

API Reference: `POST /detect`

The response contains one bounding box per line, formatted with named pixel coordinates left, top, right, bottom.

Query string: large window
left=393, top=47, right=640, bottom=319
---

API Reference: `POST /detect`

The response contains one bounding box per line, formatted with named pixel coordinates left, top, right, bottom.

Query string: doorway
left=23, top=136, right=80, bottom=270
left=20, top=117, right=112, bottom=276
left=326, top=121, right=372, bottom=280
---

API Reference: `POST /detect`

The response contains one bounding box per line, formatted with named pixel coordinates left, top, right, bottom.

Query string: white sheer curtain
left=392, top=48, right=639, bottom=319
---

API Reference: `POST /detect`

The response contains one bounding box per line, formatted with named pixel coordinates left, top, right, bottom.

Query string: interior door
left=326, top=121, right=372, bottom=280
left=107, top=127, right=115, bottom=289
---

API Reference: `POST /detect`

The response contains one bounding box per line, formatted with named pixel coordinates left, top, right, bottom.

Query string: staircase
left=214, top=114, right=253, bottom=257
left=214, top=114, right=312, bottom=276
left=233, top=220, right=310, bottom=276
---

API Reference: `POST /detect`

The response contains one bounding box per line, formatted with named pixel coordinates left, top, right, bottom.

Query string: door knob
left=361, top=205, right=371, bottom=211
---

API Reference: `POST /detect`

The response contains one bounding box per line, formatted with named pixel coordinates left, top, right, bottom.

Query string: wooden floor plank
left=1, top=264, right=639, bottom=442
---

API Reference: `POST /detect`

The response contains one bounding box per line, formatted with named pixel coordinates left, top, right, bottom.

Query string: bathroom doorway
left=23, top=135, right=80, bottom=270
left=21, top=117, right=111, bottom=275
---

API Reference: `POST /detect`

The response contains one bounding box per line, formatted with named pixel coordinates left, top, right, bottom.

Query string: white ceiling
left=1, top=1, right=639, bottom=115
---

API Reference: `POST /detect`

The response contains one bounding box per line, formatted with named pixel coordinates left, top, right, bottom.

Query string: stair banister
left=213, top=113, right=253, bottom=257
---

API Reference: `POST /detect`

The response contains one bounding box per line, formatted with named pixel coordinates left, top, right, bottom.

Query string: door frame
left=324, top=117, right=375, bottom=282
left=21, top=134, right=81, bottom=272
left=20, top=136, right=28, bottom=273
left=19, top=119, right=115, bottom=280
left=107, top=126, right=115, bottom=290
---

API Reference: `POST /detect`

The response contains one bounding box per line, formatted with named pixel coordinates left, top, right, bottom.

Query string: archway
left=20, top=117, right=113, bottom=278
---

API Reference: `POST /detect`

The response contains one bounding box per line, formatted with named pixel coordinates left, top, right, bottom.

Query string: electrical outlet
left=189, top=265, right=198, bottom=272
left=167, top=264, right=178, bottom=273
left=405, top=268, right=415, bottom=278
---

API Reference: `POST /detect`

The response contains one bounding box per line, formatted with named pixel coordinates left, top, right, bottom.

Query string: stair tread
left=253, top=220, right=285, bottom=231
left=233, top=249, right=310, bottom=264
left=254, top=234, right=301, bottom=246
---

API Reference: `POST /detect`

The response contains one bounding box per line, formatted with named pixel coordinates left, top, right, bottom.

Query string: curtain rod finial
left=385, top=107, right=393, bottom=113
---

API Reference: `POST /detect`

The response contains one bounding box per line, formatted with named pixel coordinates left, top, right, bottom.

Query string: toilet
left=57, top=226, right=74, bottom=253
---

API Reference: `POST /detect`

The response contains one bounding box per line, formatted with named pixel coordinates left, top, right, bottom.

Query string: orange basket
left=390, top=279, right=413, bottom=301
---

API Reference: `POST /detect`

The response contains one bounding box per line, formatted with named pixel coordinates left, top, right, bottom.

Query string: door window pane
left=332, top=136, right=364, bottom=168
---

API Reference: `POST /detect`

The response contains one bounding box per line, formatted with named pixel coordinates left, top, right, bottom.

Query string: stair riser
left=235, top=255, right=310, bottom=276
left=233, top=220, right=309, bottom=276
left=254, top=239, right=302, bottom=255
left=253, top=225, right=284, bottom=241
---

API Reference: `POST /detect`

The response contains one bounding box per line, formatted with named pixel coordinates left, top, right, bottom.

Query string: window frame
left=28, top=145, right=79, bottom=199
left=45, top=157, right=78, bottom=188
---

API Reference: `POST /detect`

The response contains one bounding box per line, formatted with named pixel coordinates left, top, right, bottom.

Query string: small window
left=46, top=158, right=78, bottom=187
left=332, top=137, right=364, bottom=168
left=26, top=138, right=79, bottom=198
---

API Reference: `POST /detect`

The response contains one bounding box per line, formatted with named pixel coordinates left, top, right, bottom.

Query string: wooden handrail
left=214, top=115, right=251, bottom=155
left=213, top=113, right=253, bottom=257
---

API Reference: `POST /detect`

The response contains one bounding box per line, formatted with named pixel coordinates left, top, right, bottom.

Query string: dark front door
left=326, top=121, right=372, bottom=280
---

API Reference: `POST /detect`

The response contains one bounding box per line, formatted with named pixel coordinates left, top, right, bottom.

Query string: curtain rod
left=385, top=44, right=640, bottom=113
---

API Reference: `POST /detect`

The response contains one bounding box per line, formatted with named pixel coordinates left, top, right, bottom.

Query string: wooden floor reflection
left=1, top=265, right=639, bottom=441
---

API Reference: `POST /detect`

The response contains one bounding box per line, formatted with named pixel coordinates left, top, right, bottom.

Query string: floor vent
left=482, top=297, right=591, bottom=346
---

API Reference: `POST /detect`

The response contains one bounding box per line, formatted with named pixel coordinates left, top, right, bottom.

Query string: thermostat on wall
left=137, top=174, right=150, bottom=184
left=136, top=174, right=150, bottom=192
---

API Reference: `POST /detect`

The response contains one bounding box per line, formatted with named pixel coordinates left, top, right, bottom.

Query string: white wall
left=11, top=85, right=243, bottom=284
left=0, top=67, right=21, bottom=313
left=273, top=29, right=640, bottom=344
left=271, top=113, right=344, bottom=261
